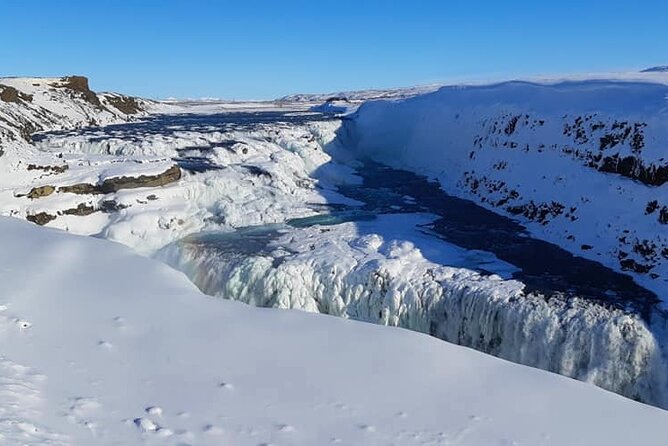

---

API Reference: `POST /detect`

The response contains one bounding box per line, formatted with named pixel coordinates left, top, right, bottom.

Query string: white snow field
left=1, top=215, right=668, bottom=445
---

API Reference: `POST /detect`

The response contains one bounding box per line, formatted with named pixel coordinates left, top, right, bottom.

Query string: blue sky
left=1, top=0, right=666, bottom=99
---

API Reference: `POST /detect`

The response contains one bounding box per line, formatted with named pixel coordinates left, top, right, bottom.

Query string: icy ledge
left=159, top=218, right=668, bottom=409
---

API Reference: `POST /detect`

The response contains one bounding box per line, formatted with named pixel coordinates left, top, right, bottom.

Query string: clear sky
left=1, top=0, right=666, bottom=99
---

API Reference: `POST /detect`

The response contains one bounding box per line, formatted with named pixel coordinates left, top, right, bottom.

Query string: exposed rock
left=620, top=258, right=654, bottom=274
left=27, top=164, right=69, bottom=174
left=57, top=165, right=181, bottom=195
left=55, top=76, right=102, bottom=108
left=506, top=200, right=565, bottom=225
left=105, top=95, right=142, bottom=114
left=99, top=200, right=129, bottom=213
left=59, top=203, right=96, bottom=216
left=26, top=212, right=56, bottom=226
left=19, top=122, right=38, bottom=142
left=27, top=185, right=55, bottom=199
left=58, top=183, right=100, bottom=195
left=659, top=207, right=668, bottom=225
left=0, top=85, right=32, bottom=103
left=99, top=164, right=181, bottom=193
left=599, top=154, right=668, bottom=186
left=646, top=200, right=659, bottom=215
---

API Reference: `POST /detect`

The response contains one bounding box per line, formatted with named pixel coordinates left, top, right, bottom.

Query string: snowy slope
left=344, top=78, right=668, bottom=302
left=158, top=215, right=668, bottom=408
left=0, top=76, right=157, bottom=145
left=0, top=77, right=194, bottom=245
left=1, top=215, right=667, bottom=445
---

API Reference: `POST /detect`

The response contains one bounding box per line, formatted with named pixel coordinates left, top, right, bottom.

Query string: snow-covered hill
left=0, top=76, right=156, bottom=145
left=278, top=84, right=442, bottom=103
left=343, top=78, right=668, bottom=303
left=2, top=215, right=668, bottom=445
left=642, top=66, right=668, bottom=73
left=0, top=77, right=191, bottom=237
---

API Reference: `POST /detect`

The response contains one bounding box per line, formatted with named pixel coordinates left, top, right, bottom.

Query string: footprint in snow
left=133, top=417, right=159, bottom=433
left=14, top=318, right=32, bottom=330
left=203, top=424, right=224, bottom=435
left=145, top=406, right=163, bottom=417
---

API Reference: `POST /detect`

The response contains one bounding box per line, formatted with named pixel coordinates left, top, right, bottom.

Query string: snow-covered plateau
left=2, top=73, right=668, bottom=443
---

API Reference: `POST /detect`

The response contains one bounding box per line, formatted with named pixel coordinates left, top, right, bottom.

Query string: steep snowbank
left=2, top=215, right=668, bottom=444
left=344, top=79, right=668, bottom=302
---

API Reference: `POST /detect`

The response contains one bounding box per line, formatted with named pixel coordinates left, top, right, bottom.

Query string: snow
left=1, top=215, right=667, bottom=445
left=4, top=75, right=668, bottom=441
left=158, top=214, right=668, bottom=408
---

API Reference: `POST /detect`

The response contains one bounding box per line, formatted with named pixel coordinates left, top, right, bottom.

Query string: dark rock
left=56, top=76, right=102, bottom=108
left=27, top=185, right=55, bottom=199
left=59, top=203, right=96, bottom=216
left=0, top=85, right=33, bottom=103
left=26, top=212, right=56, bottom=226
left=58, top=183, right=100, bottom=195
left=99, top=200, right=129, bottom=213
left=620, top=259, right=654, bottom=274
left=27, top=164, right=69, bottom=174
left=659, top=207, right=668, bottom=224
left=99, top=165, right=181, bottom=193
left=646, top=200, right=659, bottom=214
left=105, top=95, right=142, bottom=114
left=58, top=165, right=181, bottom=195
